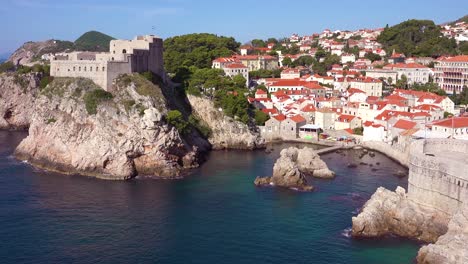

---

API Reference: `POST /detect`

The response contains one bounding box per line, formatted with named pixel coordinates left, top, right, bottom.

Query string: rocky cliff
left=351, top=186, right=449, bottom=243
left=0, top=73, right=40, bottom=129
left=417, top=204, right=468, bottom=264
left=254, top=147, right=335, bottom=191
left=8, top=40, right=73, bottom=66
left=187, top=95, right=265, bottom=150
left=15, top=74, right=210, bottom=180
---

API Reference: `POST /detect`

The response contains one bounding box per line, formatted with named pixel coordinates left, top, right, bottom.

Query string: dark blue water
left=0, top=131, right=420, bottom=264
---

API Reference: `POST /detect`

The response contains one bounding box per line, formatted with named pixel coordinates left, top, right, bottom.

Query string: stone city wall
left=407, top=139, right=468, bottom=216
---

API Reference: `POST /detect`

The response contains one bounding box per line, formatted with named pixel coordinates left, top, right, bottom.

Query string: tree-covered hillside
left=163, top=33, right=239, bottom=74
left=377, top=19, right=457, bottom=57
left=74, top=31, right=115, bottom=52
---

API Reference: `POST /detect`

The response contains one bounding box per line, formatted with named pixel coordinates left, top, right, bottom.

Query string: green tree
left=166, top=110, right=190, bottom=134
left=251, top=39, right=266, bottom=47
left=292, top=55, right=314, bottom=67
left=396, top=74, right=408, bottom=88
left=164, top=33, right=240, bottom=75
left=254, top=109, right=270, bottom=126
left=364, top=52, right=381, bottom=62
left=232, top=74, right=247, bottom=89
left=282, top=57, right=293, bottom=67
left=377, top=19, right=457, bottom=57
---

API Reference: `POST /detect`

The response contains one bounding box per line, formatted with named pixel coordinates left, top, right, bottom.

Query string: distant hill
left=377, top=19, right=458, bottom=57
left=74, top=31, right=115, bottom=52
left=448, top=15, right=468, bottom=26
left=8, top=31, right=115, bottom=65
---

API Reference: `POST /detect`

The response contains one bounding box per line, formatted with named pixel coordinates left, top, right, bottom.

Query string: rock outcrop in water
left=0, top=73, right=40, bottom=130
left=14, top=74, right=210, bottom=180
left=417, top=204, right=468, bottom=264
left=351, top=186, right=449, bottom=242
left=254, top=147, right=335, bottom=191
left=187, top=95, right=265, bottom=150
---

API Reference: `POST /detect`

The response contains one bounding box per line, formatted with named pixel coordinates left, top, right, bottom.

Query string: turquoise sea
left=0, top=131, right=420, bottom=263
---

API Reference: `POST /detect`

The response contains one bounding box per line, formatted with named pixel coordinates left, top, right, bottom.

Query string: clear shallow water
left=0, top=132, right=420, bottom=264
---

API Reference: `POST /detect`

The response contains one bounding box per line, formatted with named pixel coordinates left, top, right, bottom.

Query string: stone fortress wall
left=50, top=35, right=164, bottom=91
left=407, top=139, right=468, bottom=216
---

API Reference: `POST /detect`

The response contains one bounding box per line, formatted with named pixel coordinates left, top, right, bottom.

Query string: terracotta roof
left=290, top=114, right=306, bottom=123
left=225, top=63, right=247, bottom=69
left=344, top=128, right=354, bottom=134
left=270, top=79, right=307, bottom=87
left=273, top=114, right=287, bottom=121
left=432, top=117, right=468, bottom=128
left=391, top=63, right=428, bottom=69
left=348, top=88, right=365, bottom=94
left=393, top=119, right=417, bottom=130
left=337, top=114, right=358, bottom=123
left=262, top=108, right=278, bottom=115
left=412, top=104, right=442, bottom=111
left=301, top=104, right=316, bottom=112
left=437, top=55, right=468, bottom=62
left=255, top=89, right=267, bottom=94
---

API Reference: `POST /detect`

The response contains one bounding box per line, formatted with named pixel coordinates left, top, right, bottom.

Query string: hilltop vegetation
left=163, top=33, right=239, bottom=76
left=378, top=19, right=457, bottom=57
left=74, top=31, right=115, bottom=52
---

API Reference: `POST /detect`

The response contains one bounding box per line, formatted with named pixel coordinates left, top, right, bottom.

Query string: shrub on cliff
left=166, top=110, right=190, bottom=134
left=84, top=89, right=113, bottom=115
left=0, top=61, right=15, bottom=73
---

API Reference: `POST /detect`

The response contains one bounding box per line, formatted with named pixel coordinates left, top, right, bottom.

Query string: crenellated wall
left=408, top=139, right=468, bottom=216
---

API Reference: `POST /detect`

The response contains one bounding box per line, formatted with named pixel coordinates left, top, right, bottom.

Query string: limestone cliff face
left=187, top=95, right=265, bottom=150
left=15, top=75, right=210, bottom=180
left=0, top=73, right=40, bottom=129
left=417, top=205, right=468, bottom=264
left=254, top=147, right=335, bottom=191
left=351, top=186, right=449, bottom=243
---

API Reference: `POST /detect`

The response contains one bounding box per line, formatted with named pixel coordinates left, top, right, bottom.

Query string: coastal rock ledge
left=14, top=75, right=210, bottom=180
left=187, top=95, right=265, bottom=150
left=254, top=147, right=335, bottom=191
left=351, top=186, right=449, bottom=243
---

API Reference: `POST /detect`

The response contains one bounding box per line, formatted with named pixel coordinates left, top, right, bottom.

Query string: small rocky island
left=254, top=147, right=335, bottom=191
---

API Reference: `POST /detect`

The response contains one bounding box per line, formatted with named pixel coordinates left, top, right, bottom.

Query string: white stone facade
left=50, top=35, right=164, bottom=90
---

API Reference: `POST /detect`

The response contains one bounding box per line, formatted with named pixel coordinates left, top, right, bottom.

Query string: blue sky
left=0, top=0, right=466, bottom=55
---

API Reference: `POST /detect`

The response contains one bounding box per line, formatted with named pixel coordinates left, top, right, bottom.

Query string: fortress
left=50, top=35, right=164, bottom=90
left=408, top=139, right=468, bottom=216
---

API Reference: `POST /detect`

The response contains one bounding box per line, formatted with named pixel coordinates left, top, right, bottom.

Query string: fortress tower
left=50, top=35, right=164, bottom=91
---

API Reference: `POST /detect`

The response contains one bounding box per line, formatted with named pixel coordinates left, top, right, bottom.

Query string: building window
left=102, top=67, right=105, bottom=71
left=84, top=66, right=87, bottom=71
left=122, top=49, right=127, bottom=54
left=96, top=66, right=99, bottom=71
left=73, top=66, right=76, bottom=71
left=79, top=67, right=81, bottom=71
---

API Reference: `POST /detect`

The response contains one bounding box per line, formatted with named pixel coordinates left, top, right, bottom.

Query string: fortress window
left=84, top=67, right=87, bottom=71
left=122, top=49, right=127, bottom=54
left=90, top=67, right=92, bottom=72
left=73, top=66, right=76, bottom=71
left=112, top=57, right=114, bottom=61
left=102, top=67, right=105, bottom=71
left=96, top=66, right=99, bottom=71
left=79, top=67, right=81, bottom=71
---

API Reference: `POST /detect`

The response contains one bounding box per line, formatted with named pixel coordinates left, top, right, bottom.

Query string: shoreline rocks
left=254, top=147, right=335, bottom=191
left=14, top=75, right=210, bottom=180
left=352, top=187, right=449, bottom=243
left=187, top=95, right=265, bottom=150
